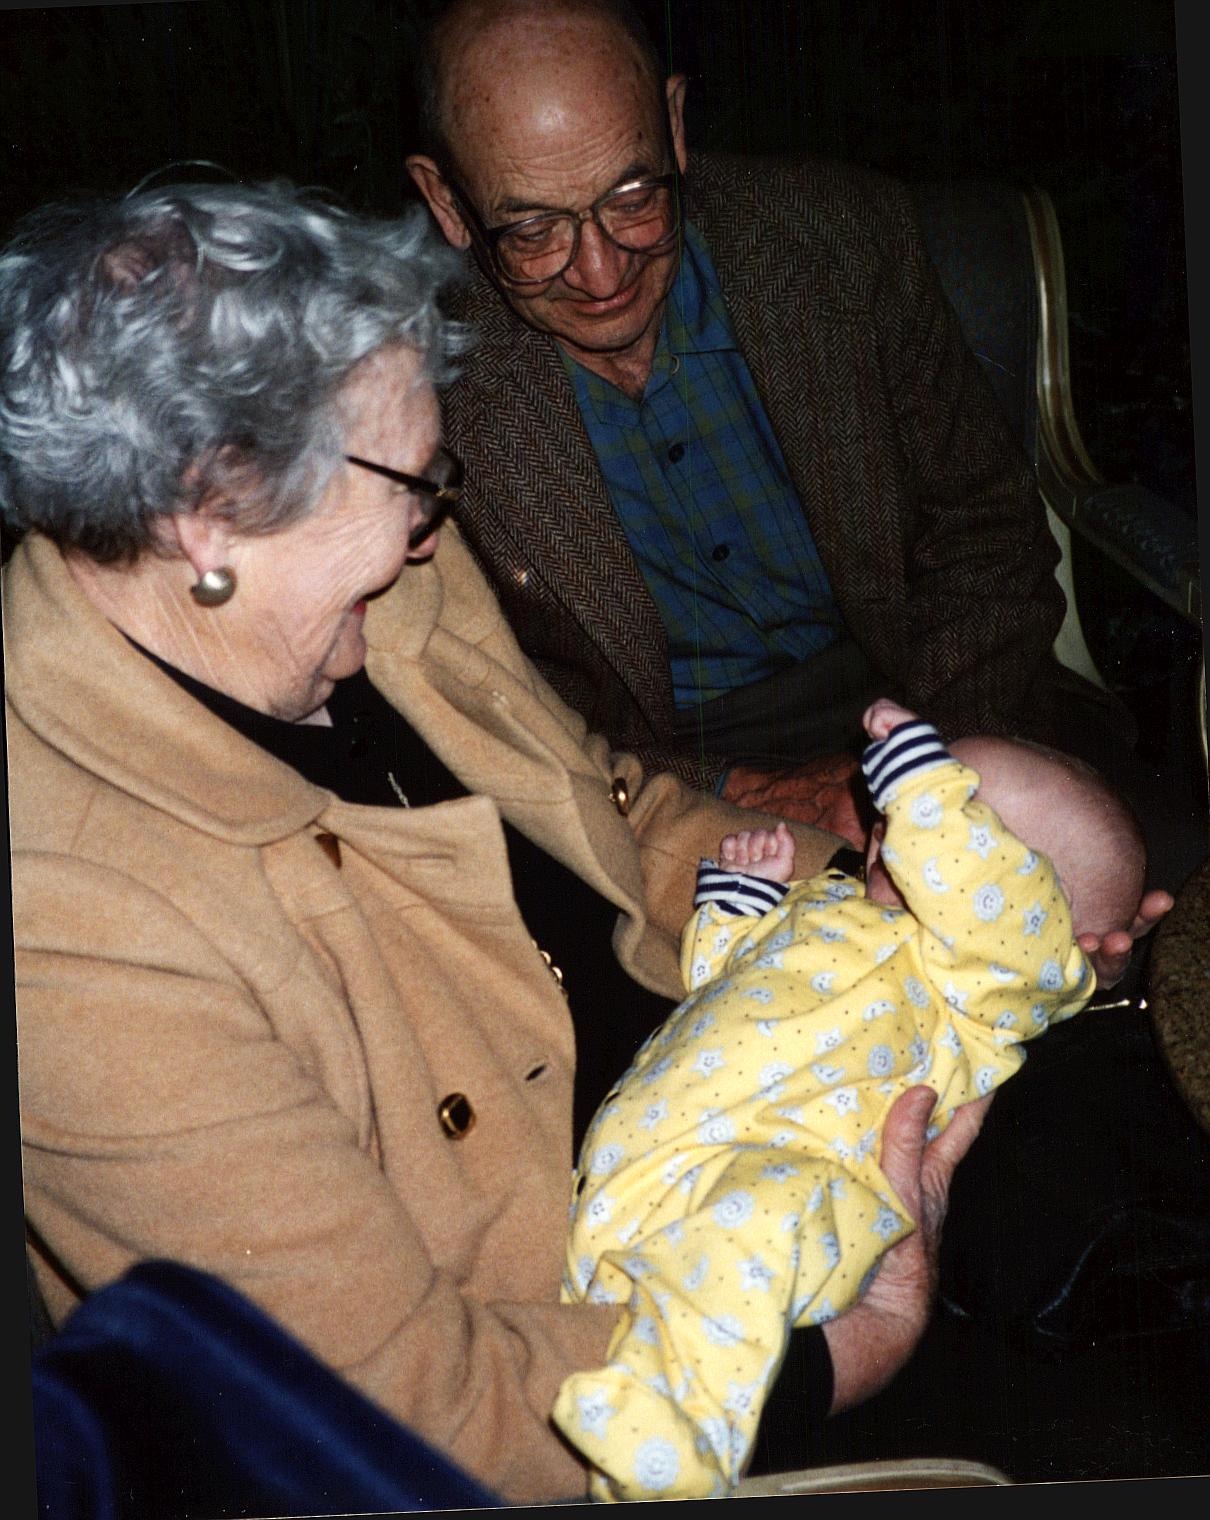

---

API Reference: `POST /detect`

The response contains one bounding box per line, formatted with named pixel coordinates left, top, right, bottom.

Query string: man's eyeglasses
left=450, top=172, right=680, bottom=286
left=345, top=445, right=463, bottom=548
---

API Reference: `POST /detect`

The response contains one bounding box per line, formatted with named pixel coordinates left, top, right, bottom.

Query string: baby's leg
left=556, top=1146, right=836, bottom=1502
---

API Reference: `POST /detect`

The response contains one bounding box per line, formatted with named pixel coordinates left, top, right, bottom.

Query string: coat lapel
left=446, top=272, right=677, bottom=727
left=364, top=533, right=649, bottom=917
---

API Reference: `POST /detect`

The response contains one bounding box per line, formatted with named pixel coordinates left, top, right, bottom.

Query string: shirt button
left=667, top=442, right=686, bottom=463
left=437, top=1093, right=476, bottom=1139
left=609, top=777, right=631, bottom=816
left=711, top=543, right=731, bottom=562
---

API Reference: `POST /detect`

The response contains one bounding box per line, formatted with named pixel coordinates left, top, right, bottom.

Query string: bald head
left=406, top=0, right=686, bottom=386
left=948, top=736, right=1146, bottom=940
left=417, top=0, right=664, bottom=172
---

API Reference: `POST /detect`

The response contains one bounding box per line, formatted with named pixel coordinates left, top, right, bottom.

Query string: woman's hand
left=820, top=1085, right=991, bottom=1413
left=720, top=755, right=868, bottom=850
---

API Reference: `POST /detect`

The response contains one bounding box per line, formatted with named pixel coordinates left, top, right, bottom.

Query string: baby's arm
left=861, top=718, right=1092, bottom=1035
left=681, top=825, right=797, bottom=992
left=864, top=697, right=919, bottom=741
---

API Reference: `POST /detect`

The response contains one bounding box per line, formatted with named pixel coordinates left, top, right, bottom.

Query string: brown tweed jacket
left=440, top=151, right=1067, bottom=788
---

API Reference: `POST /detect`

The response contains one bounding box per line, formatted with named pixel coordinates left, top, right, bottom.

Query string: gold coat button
left=315, top=832, right=342, bottom=868
left=609, top=777, right=631, bottom=817
left=437, top=1092, right=476, bottom=1139
left=536, top=945, right=568, bottom=999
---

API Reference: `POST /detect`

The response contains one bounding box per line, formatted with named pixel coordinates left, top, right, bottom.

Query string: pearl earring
left=190, top=567, right=237, bottom=607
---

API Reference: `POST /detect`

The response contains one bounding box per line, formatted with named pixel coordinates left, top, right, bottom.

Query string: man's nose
left=560, top=220, right=630, bottom=298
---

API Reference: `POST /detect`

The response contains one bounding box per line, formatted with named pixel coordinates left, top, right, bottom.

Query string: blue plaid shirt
left=565, top=222, right=841, bottom=708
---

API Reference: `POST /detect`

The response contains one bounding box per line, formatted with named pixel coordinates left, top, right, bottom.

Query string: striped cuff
left=695, top=862, right=791, bottom=918
left=861, top=720, right=951, bottom=811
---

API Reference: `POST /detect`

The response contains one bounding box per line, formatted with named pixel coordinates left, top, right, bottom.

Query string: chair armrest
left=1022, top=185, right=1202, bottom=627
left=1055, top=480, right=1202, bottom=625
left=733, top=1457, right=1013, bottom=1496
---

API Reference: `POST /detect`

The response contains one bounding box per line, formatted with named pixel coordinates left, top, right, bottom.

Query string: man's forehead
left=440, top=4, right=657, bottom=130
left=437, top=0, right=642, bottom=70
left=448, top=16, right=650, bottom=103
left=445, top=39, right=665, bottom=204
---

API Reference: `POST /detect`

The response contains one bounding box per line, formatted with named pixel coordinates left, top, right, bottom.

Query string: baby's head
left=866, top=736, right=1146, bottom=940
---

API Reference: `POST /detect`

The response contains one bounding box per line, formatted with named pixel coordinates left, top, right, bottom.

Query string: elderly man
left=394, top=2, right=1208, bottom=1490
left=405, top=0, right=1088, bottom=844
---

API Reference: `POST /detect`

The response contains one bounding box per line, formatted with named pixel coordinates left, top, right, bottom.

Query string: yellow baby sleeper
left=552, top=720, right=1094, bottom=1501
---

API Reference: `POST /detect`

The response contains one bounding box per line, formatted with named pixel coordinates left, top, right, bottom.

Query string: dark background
left=0, top=0, right=1195, bottom=521
left=4, top=0, right=1208, bottom=1505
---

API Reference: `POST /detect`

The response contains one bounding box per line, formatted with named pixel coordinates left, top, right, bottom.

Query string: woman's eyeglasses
left=345, top=445, right=464, bottom=547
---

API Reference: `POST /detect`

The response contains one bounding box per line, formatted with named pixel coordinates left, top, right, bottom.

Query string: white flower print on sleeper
left=553, top=720, right=1092, bottom=1503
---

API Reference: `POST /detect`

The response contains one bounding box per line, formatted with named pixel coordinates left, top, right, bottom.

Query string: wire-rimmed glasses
left=451, top=171, right=680, bottom=286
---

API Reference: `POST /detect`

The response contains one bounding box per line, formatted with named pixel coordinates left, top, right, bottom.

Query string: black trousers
left=671, top=633, right=888, bottom=767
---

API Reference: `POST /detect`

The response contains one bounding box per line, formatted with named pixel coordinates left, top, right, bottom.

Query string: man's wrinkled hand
left=821, top=1086, right=991, bottom=1412
left=721, top=754, right=868, bottom=849
left=1078, top=887, right=1174, bottom=990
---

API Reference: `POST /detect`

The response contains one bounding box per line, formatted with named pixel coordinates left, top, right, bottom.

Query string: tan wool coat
left=6, top=528, right=840, bottom=1502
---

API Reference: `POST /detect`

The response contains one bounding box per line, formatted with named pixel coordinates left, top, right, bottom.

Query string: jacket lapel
left=688, top=154, right=853, bottom=585
left=446, top=272, right=677, bottom=727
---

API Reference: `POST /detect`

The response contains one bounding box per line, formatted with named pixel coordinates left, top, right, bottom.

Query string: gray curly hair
left=0, top=178, right=470, bottom=563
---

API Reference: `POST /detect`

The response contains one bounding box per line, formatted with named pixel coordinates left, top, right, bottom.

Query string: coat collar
left=2, top=532, right=510, bottom=843
left=3, top=530, right=638, bottom=914
left=3, top=534, right=333, bottom=842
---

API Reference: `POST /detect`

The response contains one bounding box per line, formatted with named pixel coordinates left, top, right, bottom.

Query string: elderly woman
left=3, top=179, right=987, bottom=1503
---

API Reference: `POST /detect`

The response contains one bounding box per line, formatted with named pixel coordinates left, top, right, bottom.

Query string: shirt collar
left=663, top=221, right=737, bottom=359
left=568, top=221, right=737, bottom=420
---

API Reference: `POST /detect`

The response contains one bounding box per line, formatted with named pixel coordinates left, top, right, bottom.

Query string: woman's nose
left=406, top=501, right=441, bottom=556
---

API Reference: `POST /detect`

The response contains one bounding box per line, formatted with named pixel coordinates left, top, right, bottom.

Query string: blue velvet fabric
left=31, top=1260, right=503, bottom=1519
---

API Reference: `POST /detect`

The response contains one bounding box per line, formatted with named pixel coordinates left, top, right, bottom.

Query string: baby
left=552, top=699, right=1146, bottom=1503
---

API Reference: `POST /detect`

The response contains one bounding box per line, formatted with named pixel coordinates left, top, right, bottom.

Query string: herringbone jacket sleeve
left=853, top=170, right=1068, bottom=741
